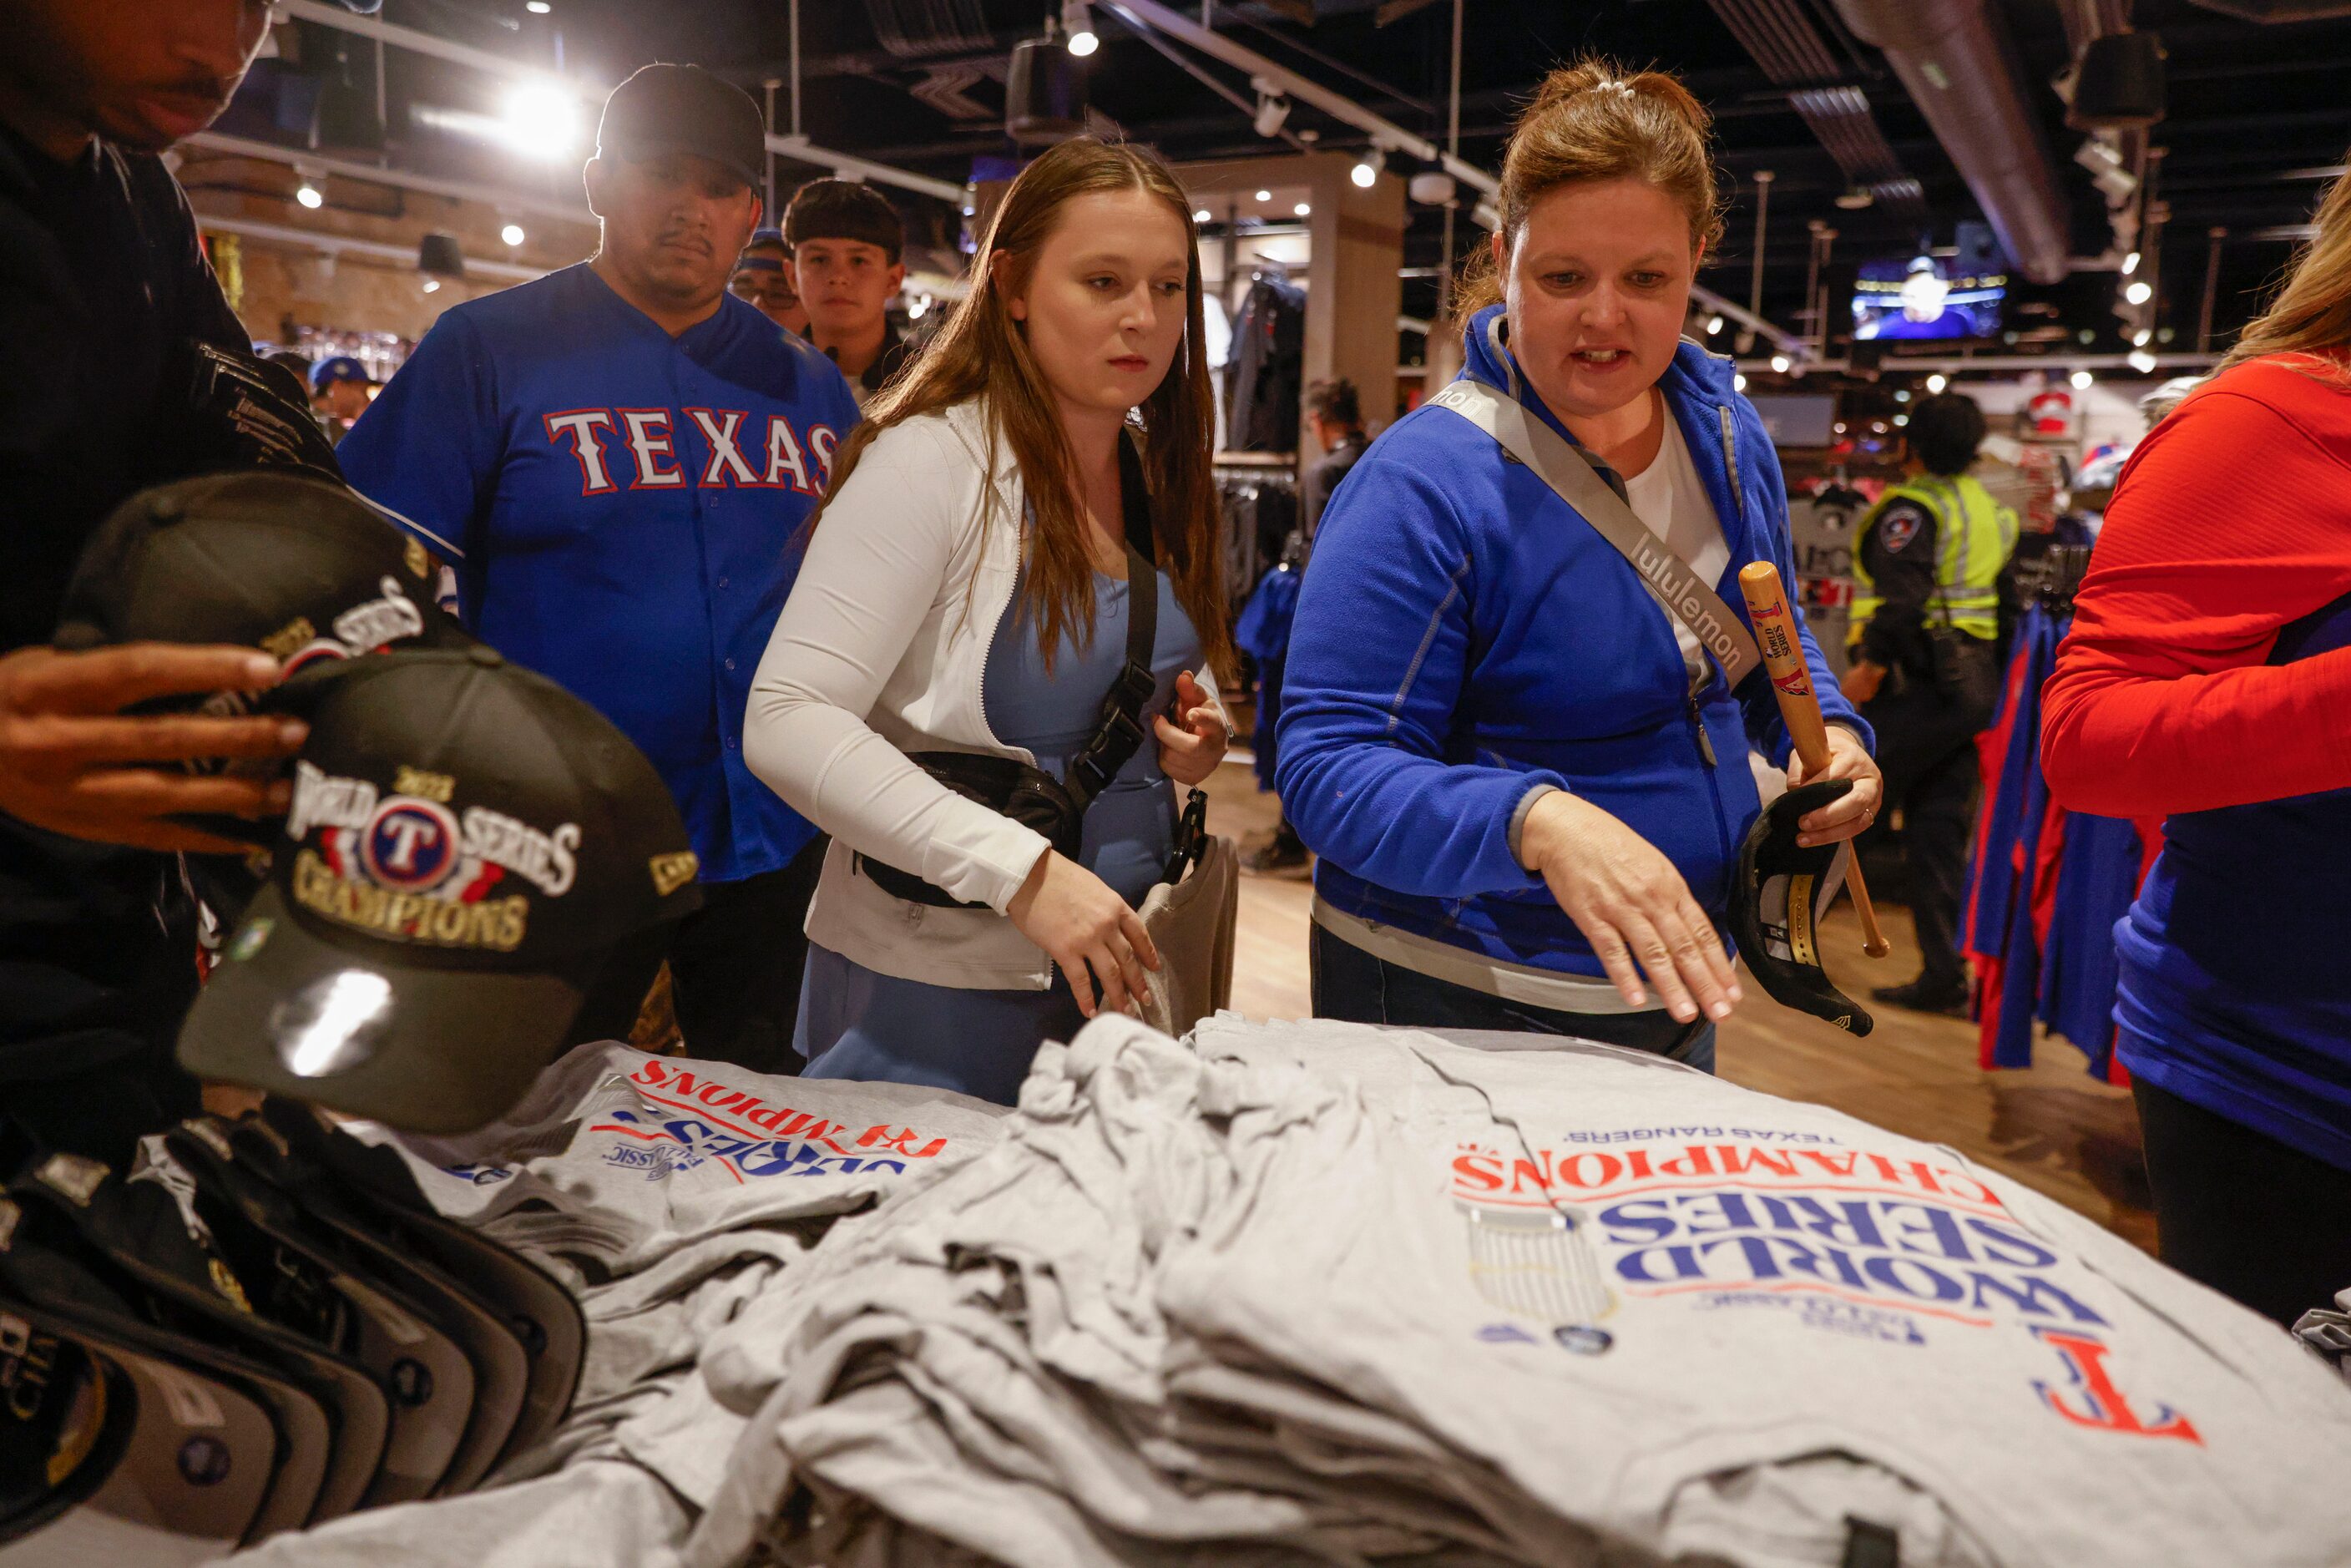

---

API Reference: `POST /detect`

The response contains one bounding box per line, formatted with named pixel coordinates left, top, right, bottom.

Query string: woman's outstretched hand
left=1518, top=789, right=1742, bottom=1026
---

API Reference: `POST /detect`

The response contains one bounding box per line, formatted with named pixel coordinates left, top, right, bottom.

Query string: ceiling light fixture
left=2121, top=250, right=2141, bottom=276
left=2127, top=349, right=2157, bottom=373
left=1705, top=315, right=1725, bottom=336
left=1255, top=189, right=1272, bottom=203
left=296, top=181, right=324, bottom=210
left=525, top=0, right=551, bottom=12
left=1293, top=201, right=1311, bottom=217
left=1350, top=159, right=1377, bottom=189
left=1407, top=169, right=1456, bottom=206
left=1926, top=373, right=1948, bottom=393
left=1064, top=0, right=1099, bottom=57
left=496, top=81, right=583, bottom=161
left=2125, top=280, right=2153, bottom=306
left=500, top=221, right=526, bottom=246
left=1192, top=208, right=1211, bottom=223
left=1769, top=354, right=1791, bottom=373
left=2070, top=368, right=2096, bottom=391
left=1251, top=82, right=1290, bottom=139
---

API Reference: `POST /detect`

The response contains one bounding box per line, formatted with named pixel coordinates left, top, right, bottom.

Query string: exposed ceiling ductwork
left=2187, top=0, right=2351, bottom=17
left=1828, top=0, right=2074, bottom=284
left=862, top=0, right=994, bottom=58
left=1706, top=0, right=1929, bottom=225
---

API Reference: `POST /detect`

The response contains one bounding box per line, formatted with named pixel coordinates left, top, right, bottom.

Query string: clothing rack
left=2010, top=541, right=2093, bottom=615
left=1213, top=451, right=1297, bottom=478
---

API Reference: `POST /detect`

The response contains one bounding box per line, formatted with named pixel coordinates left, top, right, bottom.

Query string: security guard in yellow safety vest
left=1839, top=391, right=2019, bottom=1017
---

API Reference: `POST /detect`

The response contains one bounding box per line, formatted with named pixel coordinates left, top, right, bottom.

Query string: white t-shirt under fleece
left=1316, top=401, right=1735, bottom=1015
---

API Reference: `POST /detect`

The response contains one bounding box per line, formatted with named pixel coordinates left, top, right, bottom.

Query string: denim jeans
left=1309, top=923, right=1716, bottom=1073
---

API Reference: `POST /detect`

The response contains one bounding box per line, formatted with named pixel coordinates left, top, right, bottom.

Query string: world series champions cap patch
left=178, top=649, right=701, bottom=1134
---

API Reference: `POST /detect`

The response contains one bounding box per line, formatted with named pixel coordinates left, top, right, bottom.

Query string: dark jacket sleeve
left=1856, top=497, right=1939, bottom=672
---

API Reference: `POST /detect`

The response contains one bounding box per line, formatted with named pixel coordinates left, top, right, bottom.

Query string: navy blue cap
left=310, top=356, right=372, bottom=392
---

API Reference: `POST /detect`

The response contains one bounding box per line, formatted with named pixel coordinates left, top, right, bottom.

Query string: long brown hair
left=2217, top=158, right=2351, bottom=389
left=812, top=139, right=1231, bottom=678
left=1451, top=57, right=1724, bottom=325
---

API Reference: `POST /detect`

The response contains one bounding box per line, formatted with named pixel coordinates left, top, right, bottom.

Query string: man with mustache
left=0, top=0, right=377, bottom=1164
left=337, top=65, right=859, bottom=1073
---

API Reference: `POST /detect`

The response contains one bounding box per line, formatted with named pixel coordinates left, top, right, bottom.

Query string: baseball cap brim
left=177, top=885, right=586, bottom=1136
left=606, top=136, right=761, bottom=192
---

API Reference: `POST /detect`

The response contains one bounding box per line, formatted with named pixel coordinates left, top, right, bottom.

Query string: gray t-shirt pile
left=215, top=1043, right=1009, bottom=1567
left=677, top=1015, right=2351, bottom=1568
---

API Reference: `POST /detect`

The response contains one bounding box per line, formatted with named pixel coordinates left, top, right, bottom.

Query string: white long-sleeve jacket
left=746, top=397, right=1223, bottom=991
left=743, top=397, right=1056, bottom=989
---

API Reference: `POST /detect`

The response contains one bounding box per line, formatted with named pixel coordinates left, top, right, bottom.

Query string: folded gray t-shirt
left=689, top=1016, right=2351, bottom=1568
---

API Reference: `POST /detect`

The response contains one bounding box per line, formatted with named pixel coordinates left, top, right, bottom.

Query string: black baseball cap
left=595, top=63, right=766, bottom=191
left=177, top=648, right=703, bottom=1134
left=1727, top=780, right=1874, bottom=1037
left=54, top=470, right=468, bottom=672
left=53, top=470, right=474, bottom=849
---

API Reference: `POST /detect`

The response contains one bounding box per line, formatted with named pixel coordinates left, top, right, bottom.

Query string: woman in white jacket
left=744, top=139, right=1232, bottom=1102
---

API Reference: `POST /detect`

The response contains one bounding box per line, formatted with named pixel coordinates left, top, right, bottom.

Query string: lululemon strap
left=1425, top=370, right=1762, bottom=689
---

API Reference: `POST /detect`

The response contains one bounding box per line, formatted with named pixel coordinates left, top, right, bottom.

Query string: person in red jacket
left=2041, top=167, right=2351, bottom=1327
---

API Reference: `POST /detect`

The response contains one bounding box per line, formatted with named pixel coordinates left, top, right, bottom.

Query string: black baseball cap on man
left=1726, top=780, right=1875, bottom=1038
left=595, top=63, right=766, bottom=191
left=178, top=648, right=703, bottom=1134
left=784, top=179, right=905, bottom=263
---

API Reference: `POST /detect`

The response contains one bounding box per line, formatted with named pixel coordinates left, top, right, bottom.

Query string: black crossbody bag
left=857, top=433, right=1204, bottom=908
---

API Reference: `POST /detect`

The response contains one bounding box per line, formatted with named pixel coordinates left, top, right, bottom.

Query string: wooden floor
left=1200, top=759, right=2156, bottom=1252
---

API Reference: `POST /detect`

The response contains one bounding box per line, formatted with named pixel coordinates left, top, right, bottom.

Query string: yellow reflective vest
left=1850, top=472, right=2018, bottom=641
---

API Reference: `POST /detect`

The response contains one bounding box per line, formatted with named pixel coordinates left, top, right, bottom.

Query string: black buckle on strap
left=1162, top=787, right=1209, bottom=883
left=1064, top=656, right=1158, bottom=805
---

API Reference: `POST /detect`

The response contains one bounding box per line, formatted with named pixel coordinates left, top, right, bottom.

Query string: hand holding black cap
left=178, top=647, right=703, bottom=1134
left=53, top=471, right=474, bottom=855
left=1727, top=780, right=1876, bottom=1037
left=596, top=63, right=766, bottom=191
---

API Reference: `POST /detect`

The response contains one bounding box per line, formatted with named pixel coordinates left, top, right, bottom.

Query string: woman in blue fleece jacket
left=1277, top=60, right=1879, bottom=1067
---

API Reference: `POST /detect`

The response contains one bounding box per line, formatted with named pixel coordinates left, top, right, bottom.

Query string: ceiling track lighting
left=1251, top=78, right=1291, bottom=139
left=1062, top=1, right=1098, bottom=56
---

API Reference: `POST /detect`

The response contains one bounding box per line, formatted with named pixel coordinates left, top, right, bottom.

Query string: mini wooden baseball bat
left=1736, top=560, right=1892, bottom=960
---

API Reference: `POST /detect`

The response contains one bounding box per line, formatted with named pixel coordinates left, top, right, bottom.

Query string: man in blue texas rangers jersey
left=337, top=63, right=859, bottom=1075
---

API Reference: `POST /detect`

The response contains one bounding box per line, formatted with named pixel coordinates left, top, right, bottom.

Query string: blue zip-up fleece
left=1276, top=306, right=1870, bottom=979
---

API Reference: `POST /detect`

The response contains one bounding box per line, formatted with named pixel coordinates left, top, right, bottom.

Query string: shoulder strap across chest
left=1425, top=359, right=1762, bottom=689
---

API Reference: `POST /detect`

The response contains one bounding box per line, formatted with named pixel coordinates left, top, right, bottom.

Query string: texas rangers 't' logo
left=361, top=797, right=462, bottom=892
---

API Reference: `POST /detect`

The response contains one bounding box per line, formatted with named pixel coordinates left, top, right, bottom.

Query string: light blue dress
left=796, top=568, right=1202, bottom=1104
